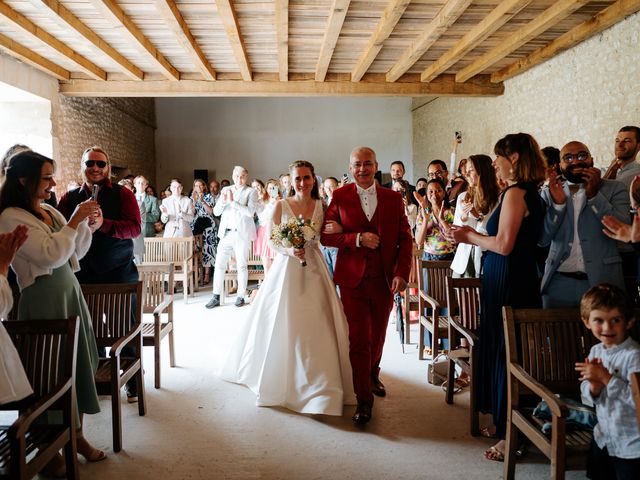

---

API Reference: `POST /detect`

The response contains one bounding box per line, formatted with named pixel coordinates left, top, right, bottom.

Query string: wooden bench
left=222, top=240, right=265, bottom=302
left=142, top=237, right=198, bottom=302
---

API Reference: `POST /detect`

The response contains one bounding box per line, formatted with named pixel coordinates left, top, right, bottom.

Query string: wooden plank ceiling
left=0, top=0, right=637, bottom=96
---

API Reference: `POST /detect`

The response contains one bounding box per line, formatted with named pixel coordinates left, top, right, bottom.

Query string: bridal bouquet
left=271, top=215, right=317, bottom=266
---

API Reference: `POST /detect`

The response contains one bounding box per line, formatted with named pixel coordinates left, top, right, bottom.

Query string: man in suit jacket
left=133, top=175, right=161, bottom=237
left=321, top=147, right=413, bottom=424
left=206, top=166, right=258, bottom=308
left=539, top=141, right=628, bottom=308
left=383, top=160, right=416, bottom=206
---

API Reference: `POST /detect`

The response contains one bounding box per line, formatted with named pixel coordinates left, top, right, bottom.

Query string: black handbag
left=192, top=216, right=212, bottom=235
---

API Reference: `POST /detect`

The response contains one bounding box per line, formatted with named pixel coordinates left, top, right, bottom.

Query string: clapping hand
left=575, top=357, right=610, bottom=396
left=0, top=225, right=28, bottom=276
left=413, top=190, right=427, bottom=209
left=446, top=224, right=474, bottom=244
left=548, top=170, right=566, bottom=205
left=630, top=175, right=640, bottom=209
left=602, top=214, right=640, bottom=243
left=581, top=167, right=602, bottom=199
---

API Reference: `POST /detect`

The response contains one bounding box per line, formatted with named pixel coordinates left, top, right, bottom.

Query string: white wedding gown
left=220, top=199, right=355, bottom=415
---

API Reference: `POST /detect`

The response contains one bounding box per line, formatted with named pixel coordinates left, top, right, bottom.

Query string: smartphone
left=91, top=184, right=99, bottom=201
left=341, top=173, right=350, bottom=184
left=455, top=131, right=462, bottom=142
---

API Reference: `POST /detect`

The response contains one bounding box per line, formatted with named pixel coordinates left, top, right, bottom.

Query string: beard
left=561, top=164, right=589, bottom=184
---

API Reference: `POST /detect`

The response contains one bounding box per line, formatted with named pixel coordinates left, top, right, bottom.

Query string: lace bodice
left=281, top=199, right=323, bottom=247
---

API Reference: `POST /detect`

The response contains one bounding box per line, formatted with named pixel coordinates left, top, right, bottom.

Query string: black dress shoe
left=234, top=297, right=245, bottom=307
left=372, top=377, right=386, bottom=397
left=352, top=403, right=372, bottom=425
left=205, top=295, right=220, bottom=309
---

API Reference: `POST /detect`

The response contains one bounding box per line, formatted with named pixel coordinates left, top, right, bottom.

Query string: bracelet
left=631, top=208, right=638, bottom=215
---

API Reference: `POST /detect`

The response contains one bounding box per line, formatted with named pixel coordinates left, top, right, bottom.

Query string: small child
left=576, top=283, right=640, bottom=480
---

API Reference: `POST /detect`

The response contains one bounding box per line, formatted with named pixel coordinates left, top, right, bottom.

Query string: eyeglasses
left=427, top=170, right=445, bottom=179
left=561, top=151, right=590, bottom=163
left=84, top=160, right=108, bottom=168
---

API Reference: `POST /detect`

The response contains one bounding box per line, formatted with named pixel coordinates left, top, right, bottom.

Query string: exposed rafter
left=31, top=0, right=143, bottom=80
left=351, top=0, right=410, bottom=82
left=0, top=0, right=106, bottom=80
left=215, top=0, right=251, bottom=81
left=456, top=0, right=588, bottom=83
left=0, top=32, right=70, bottom=80
left=155, top=0, right=215, bottom=80
left=492, top=0, right=640, bottom=83
left=315, top=0, right=351, bottom=82
left=59, top=74, right=504, bottom=97
left=420, top=0, right=532, bottom=83
left=88, top=0, right=180, bottom=80
left=386, top=0, right=472, bottom=83
left=274, top=0, right=288, bottom=82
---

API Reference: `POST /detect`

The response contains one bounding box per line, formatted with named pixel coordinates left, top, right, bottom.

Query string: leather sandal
left=484, top=446, right=505, bottom=462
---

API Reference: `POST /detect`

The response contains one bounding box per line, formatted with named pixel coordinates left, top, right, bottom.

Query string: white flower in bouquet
left=302, top=224, right=317, bottom=242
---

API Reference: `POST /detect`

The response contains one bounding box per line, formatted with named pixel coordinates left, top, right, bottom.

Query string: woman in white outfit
left=160, top=178, right=195, bottom=238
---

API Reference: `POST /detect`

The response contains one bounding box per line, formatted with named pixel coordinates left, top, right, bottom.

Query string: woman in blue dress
left=450, top=133, right=546, bottom=461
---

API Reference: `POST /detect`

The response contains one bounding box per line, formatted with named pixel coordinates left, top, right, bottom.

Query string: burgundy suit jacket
left=321, top=183, right=413, bottom=289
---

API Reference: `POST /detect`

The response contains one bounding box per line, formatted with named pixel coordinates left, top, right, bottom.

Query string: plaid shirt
left=581, top=336, right=640, bottom=459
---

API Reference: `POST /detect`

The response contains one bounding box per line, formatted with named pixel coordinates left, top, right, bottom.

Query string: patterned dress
left=192, top=193, right=218, bottom=267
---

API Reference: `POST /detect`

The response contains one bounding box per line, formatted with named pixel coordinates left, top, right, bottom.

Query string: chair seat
left=141, top=322, right=173, bottom=345
left=95, top=357, right=141, bottom=386
left=420, top=314, right=449, bottom=331
left=0, top=425, right=68, bottom=477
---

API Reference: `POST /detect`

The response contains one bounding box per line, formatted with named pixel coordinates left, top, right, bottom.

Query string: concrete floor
left=69, top=289, right=587, bottom=480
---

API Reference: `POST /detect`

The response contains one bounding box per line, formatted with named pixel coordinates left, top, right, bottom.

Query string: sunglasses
left=84, top=160, right=108, bottom=168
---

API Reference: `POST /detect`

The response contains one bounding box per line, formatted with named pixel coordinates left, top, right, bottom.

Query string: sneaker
left=234, top=297, right=245, bottom=307
left=205, top=294, right=221, bottom=309
left=124, top=385, right=138, bottom=403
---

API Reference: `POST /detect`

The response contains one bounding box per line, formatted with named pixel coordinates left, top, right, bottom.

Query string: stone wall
left=52, top=97, right=157, bottom=192
left=412, top=11, right=640, bottom=175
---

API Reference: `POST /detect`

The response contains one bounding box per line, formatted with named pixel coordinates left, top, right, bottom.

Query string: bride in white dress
left=221, top=160, right=355, bottom=415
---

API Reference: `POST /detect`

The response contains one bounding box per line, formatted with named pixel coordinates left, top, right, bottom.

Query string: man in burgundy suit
left=321, top=146, right=413, bottom=424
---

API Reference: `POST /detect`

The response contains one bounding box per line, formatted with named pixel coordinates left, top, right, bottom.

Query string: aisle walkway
left=77, top=290, right=585, bottom=480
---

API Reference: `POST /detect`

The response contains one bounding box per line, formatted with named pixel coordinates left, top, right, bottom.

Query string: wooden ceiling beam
left=155, top=0, right=215, bottom=80
left=59, top=74, right=504, bottom=97
left=315, top=0, right=351, bottom=82
left=0, top=0, right=106, bottom=80
left=386, top=0, right=472, bottom=83
left=456, top=0, right=588, bottom=83
left=31, top=0, right=143, bottom=80
left=492, top=0, right=640, bottom=83
left=215, top=0, right=251, bottom=81
left=88, top=0, right=180, bottom=80
left=420, top=0, right=532, bottom=83
left=0, top=32, right=70, bottom=80
left=275, top=0, right=288, bottom=81
left=351, top=0, right=410, bottom=82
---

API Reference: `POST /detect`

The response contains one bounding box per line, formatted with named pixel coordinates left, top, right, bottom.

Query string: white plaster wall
left=155, top=97, right=413, bottom=187
left=412, top=11, right=640, bottom=173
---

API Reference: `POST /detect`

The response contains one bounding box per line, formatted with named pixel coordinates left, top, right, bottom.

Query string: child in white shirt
left=576, top=283, right=640, bottom=480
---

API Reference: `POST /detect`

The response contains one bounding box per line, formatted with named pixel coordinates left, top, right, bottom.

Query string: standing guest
left=384, top=161, right=416, bottom=206
left=0, top=225, right=32, bottom=405
left=58, top=145, right=141, bottom=402
left=449, top=133, right=546, bottom=461
left=542, top=146, right=561, bottom=179
left=603, top=126, right=640, bottom=189
left=0, top=151, right=106, bottom=466
left=415, top=179, right=455, bottom=261
left=392, top=179, right=418, bottom=232
left=220, top=179, right=231, bottom=189
left=255, top=179, right=280, bottom=274
left=279, top=173, right=291, bottom=198
left=118, top=178, right=134, bottom=193
left=209, top=180, right=221, bottom=205
left=160, top=178, right=195, bottom=238
left=191, top=179, right=217, bottom=284
left=145, top=184, right=158, bottom=198
left=252, top=179, right=270, bottom=272
left=576, top=284, right=640, bottom=480
left=321, top=146, right=413, bottom=425
left=320, top=177, right=340, bottom=278
left=415, top=177, right=428, bottom=192
left=134, top=175, right=161, bottom=238
left=539, top=141, right=627, bottom=307
left=206, top=166, right=258, bottom=309
left=450, top=155, right=500, bottom=278
left=428, top=158, right=467, bottom=205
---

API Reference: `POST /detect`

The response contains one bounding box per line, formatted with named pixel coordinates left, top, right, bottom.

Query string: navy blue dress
left=476, top=182, right=544, bottom=438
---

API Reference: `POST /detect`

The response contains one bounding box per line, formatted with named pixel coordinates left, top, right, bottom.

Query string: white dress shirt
left=554, top=185, right=586, bottom=273
left=356, top=184, right=377, bottom=221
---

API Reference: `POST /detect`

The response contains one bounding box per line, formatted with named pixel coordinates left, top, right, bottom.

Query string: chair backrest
left=143, top=237, right=194, bottom=264
left=137, top=264, right=175, bottom=314
left=418, top=259, right=453, bottom=306
left=632, top=372, right=640, bottom=430
left=81, top=282, right=143, bottom=349
left=3, top=317, right=79, bottom=399
left=503, top=307, right=598, bottom=395
left=446, top=277, right=481, bottom=332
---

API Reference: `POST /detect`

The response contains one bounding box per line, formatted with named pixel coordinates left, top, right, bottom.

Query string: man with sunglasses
left=539, top=141, right=628, bottom=308
left=58, top=146, right=142, bottom=401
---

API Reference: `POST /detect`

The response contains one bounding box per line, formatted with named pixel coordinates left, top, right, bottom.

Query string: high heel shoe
left=76, top=435, right=106, bottom=462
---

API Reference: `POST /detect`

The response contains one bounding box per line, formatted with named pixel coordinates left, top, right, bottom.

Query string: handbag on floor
left=427, top=353, right=449, bottom=386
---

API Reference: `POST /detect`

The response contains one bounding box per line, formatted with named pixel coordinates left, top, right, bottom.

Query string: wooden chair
left=137, top=263, right=176, bottom=389
left=417, top=259, right=452, bottom=360
left=81, top=282, right=146, bottom=453
left=142, top=237, right=198, bottom=302
left=444, top=277, right=481, bottom=435
left=222, top=240, right=265, bottom=303
left=401, top=248, right=421, bottom=346
left=502, top=307, right=598, bottom=480
left=632, top=372, right=640, bottom=430
left=0, top=317, right=80, bottom=480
